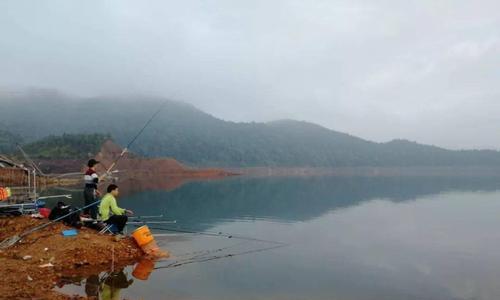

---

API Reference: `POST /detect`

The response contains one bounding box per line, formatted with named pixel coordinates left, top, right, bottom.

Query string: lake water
left=57, top=175, right=500, bottom=300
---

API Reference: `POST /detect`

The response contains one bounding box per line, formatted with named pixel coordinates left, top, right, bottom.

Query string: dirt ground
left=0, top=216, right=144, bottom=300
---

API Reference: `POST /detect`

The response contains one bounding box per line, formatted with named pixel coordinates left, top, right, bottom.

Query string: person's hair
left=107, top=184, right=119, bottom=193
left=88, top=159, right=99, bottom=168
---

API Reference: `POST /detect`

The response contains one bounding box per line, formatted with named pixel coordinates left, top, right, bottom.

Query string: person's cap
left=88, top=159, right=100, bottom=167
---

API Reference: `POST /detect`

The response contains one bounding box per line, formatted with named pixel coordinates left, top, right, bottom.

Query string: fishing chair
left=99, top=223, right=120, bottom=235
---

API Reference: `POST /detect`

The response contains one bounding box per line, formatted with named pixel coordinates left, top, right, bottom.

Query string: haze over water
left=59, top=175, right=500, bottom=300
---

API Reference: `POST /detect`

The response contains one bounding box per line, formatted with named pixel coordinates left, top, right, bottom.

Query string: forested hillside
left=0, top=129, right=23, bottom=154
left=22, top=133, right=111, bottom=159
left=1, top=90, right=500, bottom=167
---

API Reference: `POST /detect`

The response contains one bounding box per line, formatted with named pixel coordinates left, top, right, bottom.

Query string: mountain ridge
left=1, top=91, right=499, bottom=167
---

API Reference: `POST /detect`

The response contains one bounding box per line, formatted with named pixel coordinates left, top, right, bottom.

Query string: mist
left=1, top=0, right=499, bottom=149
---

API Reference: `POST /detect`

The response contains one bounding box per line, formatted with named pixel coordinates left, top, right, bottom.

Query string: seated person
left=99, top=184, right=133, bottom=234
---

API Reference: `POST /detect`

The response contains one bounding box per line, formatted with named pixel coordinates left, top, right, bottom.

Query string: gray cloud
left=0, top=0, right=499, bottom=149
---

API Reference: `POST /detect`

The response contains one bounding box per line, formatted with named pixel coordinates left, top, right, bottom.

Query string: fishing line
left=154, top=244, right=287, bottom=270
left=146, top=224, right=288, bottom=246
left=167, top=241, right=250, bottom=260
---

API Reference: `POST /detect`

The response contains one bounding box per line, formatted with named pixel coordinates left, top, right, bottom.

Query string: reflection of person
left=99, top=184, right=134, bottom=234
left=101, top=269, right=134, bottom=300
left=84, top=274, right=100, bottom=298
left=83, top=159, right=101, bottom=219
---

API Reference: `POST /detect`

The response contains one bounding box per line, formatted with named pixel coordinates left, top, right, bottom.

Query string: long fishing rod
left=127, top=215, right=174, bottom=225
left=127, top=221, right=177, bottom=225
left=129, top=214, right=164, bottom=220
left=0, top=198, right=102, bottom=249
left=37, top=194, right=72, bottom=200
left=101, top=101, right=169, bottom=180
left=51, top=170, right=122, bottom=179
left=145, top=224, right=288, bottom=246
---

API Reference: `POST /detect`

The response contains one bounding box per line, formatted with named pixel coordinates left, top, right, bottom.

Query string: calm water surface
left=59, top=176, right=500, bottom=300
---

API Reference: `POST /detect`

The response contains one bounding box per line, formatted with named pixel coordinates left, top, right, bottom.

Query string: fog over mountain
left=1, top=1, right=499, bottom=149
left=1, top=92, right=500, bottom=168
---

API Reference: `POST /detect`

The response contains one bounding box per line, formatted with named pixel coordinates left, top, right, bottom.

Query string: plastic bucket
left=39, top=208, right=51, bottom=218
left=132, top=225, right=154, bottom=247
left=143, top=240, right=170, bottom=258
left=132, top=259, right=155, bottom=280
left=142, top=240, right=160, bottom=254
left=0, top=188, right=7, bottom=201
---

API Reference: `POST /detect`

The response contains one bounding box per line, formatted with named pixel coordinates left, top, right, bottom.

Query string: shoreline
left=0, top=216, right=145, bottom=299
left=227, top=166, right=500, bottom=177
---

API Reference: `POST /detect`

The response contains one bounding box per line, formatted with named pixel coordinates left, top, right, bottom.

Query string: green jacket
left=99, top=193, right=125, bottom=221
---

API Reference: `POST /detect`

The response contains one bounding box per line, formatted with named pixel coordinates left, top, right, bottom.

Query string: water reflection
left=132, top=258, right=156, bottom=281
left=46, top=175, right=500, bottom=228
left=121, top=175, right=500, bottom=231
left=53, top=175, right=500, bottom=300
left=100, top=269, right=134, bottom=300
left=59, top=268, right=136, bottom=300
left=84, top=274, right=100, bottom=298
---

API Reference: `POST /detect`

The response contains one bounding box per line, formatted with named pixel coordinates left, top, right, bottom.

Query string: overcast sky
left=1, top=0, right=499, bottom=149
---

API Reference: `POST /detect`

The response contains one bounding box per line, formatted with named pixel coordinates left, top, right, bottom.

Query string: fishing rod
left=37, top=194, right=72, bottom=200
left=101, top=101, right=168, bottom=180
left=52, top=170, right=122, bottom=179
left=127, top=221, right=177, bottom=225
left=0, top=198, right=102, bottom=249
left=145, top=225, right=288, bottom=246
left=0, top=203, right=37, bottom=216
left=129, top=214, right=164, bottom=220
left=127, top=215, right=173, bottom=225
left=16, top=144, right=45, bottom=176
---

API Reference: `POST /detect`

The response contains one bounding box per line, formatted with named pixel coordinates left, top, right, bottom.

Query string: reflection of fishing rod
left=101, top=101, right=168, bottom=181
left=145, top=225, right=288, bottom=246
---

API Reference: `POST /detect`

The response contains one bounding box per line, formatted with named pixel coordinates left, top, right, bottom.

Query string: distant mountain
left=1, top=90, right=500, bottom=167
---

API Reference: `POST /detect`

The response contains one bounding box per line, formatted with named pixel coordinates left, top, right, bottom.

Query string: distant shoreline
left=226, top=166, right=500, bottom=177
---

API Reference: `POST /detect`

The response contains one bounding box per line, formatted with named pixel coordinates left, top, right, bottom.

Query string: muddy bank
left=89, top=141, right=237, bottom=194
left=0, top=216, right=144, bottom=299
left=11, top=140, right=237, bottom=187
left=32, top=140, right=237, bottom=180
left=94, top=140, right=236, bottom=178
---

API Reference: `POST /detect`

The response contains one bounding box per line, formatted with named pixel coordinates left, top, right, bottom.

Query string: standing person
left=83, top=159, right=101, bottom=219
left=99, top=184, right=133, bottom=234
